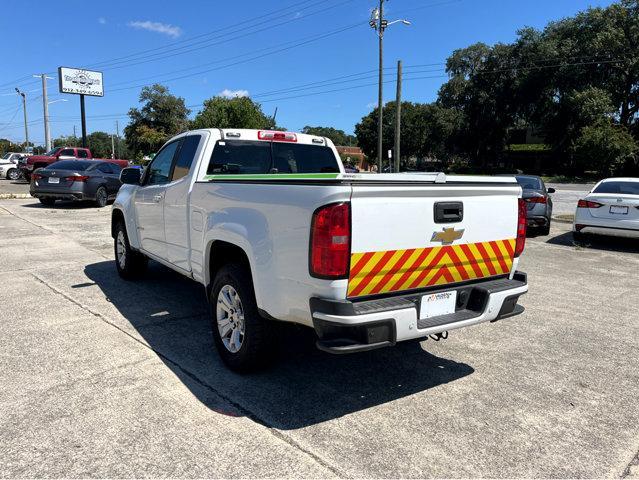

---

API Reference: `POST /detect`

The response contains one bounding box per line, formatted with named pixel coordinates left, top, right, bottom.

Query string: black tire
left=95, top=186, right=108, bottom=208
left=539, top=224, right=551, bottom=236
left=7, top=168, right=20, bottom=181
left=210, top=263, right=273, bottom=373
left=114, top=221, right=147, bottom=280
left=39, top=197, right=56, bottom=206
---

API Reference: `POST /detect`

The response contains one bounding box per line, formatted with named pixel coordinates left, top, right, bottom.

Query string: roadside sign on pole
left=58, top=67, right=104, bottom=148
left=58, top=67, right=104, bottom=97
left=388, top=149, right=392, bottom=159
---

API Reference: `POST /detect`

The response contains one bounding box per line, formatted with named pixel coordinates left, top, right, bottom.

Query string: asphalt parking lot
left=1, top=191, right=638, bottom=477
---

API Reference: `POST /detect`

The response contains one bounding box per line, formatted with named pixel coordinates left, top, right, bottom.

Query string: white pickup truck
left=112, top=129, right=528, bottom=371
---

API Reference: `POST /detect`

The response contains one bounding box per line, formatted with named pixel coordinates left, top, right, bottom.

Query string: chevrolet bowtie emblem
left=431, top=227, right=465, bottom=245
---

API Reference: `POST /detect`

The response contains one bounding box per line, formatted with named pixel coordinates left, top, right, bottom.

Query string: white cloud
left=366, top=102, right=377, bottom=109
left=98, top=17, right=106, bottom=24
left=127, top=20, right=182, bottom=38
left=219, top=89, right=249, bottom=99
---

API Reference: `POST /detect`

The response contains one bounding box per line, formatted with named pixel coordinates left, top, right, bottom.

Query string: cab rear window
left=207, top=140, right=339, bottom=175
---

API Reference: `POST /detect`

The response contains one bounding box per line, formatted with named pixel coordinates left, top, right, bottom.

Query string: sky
left=0, top=0, right=617, bottom=146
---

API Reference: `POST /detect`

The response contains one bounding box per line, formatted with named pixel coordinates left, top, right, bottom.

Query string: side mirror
left=120, top=167, right=141, bottom=185
left=547, top=187, right=556, bottom=194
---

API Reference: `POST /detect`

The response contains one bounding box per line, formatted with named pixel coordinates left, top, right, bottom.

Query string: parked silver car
left=513, top=175, right=555, bottom=235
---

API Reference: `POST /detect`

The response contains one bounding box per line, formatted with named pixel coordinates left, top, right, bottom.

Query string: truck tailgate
left=348, top=181, right=521, bottom=298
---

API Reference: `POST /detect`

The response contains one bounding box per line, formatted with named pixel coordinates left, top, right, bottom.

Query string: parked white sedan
left=573, top=178, right=639, bottom=239
left=0, top=152, right=25, bottom=180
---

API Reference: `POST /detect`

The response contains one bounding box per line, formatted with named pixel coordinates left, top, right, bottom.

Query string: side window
left=60, top=148, right=75, bottom=157
left=207, top=140, right=271, bottom=175
left=145, top=141, right=180, bottom=186
left=76, top=149, right=89, bottom=158
left=171, top=135, right=201, bottom=181
left=110, top=163, right=122, bottom=174
left=97, top=163, right=113, bottom=174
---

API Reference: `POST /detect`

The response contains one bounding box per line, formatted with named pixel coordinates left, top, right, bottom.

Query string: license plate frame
left=419, top=290, right=457, bottom=319
left=48, top=177, right=60, bottom=184
left=609, top=205, right=628, bottom=215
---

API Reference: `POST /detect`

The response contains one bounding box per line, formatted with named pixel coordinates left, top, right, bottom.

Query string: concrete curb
left=0, top=194, right=32, bottom=199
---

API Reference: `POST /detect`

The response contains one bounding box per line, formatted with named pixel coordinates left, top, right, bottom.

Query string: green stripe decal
left=204, top=173, right=340, bottom=181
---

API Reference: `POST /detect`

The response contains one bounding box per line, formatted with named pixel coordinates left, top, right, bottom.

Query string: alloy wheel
left=116, top=231, right=127, bottom=269
left=216, top=285, right=245, bottom=353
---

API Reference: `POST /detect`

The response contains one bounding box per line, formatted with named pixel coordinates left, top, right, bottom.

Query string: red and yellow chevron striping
left=347, top=239, right=516, bottom=298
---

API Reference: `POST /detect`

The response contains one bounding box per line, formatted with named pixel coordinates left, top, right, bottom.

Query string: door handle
left=153, top=194, right=163, bottom=202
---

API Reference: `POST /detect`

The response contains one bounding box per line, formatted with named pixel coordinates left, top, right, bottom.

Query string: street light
left=46, top=99, right=68, bottom=145
left=370, top=1, right=410, bottom=173
left=15, top=88, right=29, bottom=153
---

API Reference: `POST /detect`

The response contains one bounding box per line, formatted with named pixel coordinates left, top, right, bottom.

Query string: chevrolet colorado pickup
left=112, top=129, right=528, bottom=372
left=19, top=147, right=129, bottom=180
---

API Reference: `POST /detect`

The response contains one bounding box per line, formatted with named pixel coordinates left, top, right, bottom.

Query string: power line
left=84, top=0, right=324, bottom=69
left=1, top=56, right=629, bottom=128
left=108, top=21, right=367, bottom=93
left=98, top=0, right=357, bottom=73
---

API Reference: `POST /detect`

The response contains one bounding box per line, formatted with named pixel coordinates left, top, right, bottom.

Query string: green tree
left=301, top=126, right=356, bottom=146
left=355, top=101, right=462, bottom=165
left=0, top=138, right=22, bottom=155
left=125, top=84, right=190, bottom=157
left=191, top=96, right=274, bottom=130
left=572, top=121, right=638, bottom=175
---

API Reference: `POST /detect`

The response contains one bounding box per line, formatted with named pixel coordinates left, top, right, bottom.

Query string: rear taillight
left=65, top=175, right=89, bottom=182
left=525, top=196, right=547, bottom=204
left=258, top=130, right=297, bottom=142
left=515, top=198, right=527, bottom=258
left=32, top=173, right=42, bottom=181
left=310, top=202, right=351, bottom=279
left=577, top=199, right=603, bottom=208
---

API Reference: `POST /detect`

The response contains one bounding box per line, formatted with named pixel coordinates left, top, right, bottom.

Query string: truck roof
left=190, top=128, right=335, bottom=147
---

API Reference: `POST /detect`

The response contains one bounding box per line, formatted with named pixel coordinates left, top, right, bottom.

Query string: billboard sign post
left=58, top=67, right=104, bottom=147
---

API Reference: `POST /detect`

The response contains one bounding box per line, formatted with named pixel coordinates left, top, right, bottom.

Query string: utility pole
left=73, top=125, right=77, bottom=138
left=376, top=0, right=384, bottom=173
left=370, top=5, right=410, bottom=173
left=15, top=88, right=29, bottom=153
left=115, top=120, right=120, bottom=158
left=394, top=60, right=402, bottom=173
left=34, top=74, right=53, bottom=151
left=111, top=133, right=115, bottom=159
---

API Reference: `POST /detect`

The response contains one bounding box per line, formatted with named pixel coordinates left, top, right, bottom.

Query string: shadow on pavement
left=84, top=260, right=474, bottom=429
left=546, top=231, right=639, bottom=254
left=21, top=201, right=110, bottom=209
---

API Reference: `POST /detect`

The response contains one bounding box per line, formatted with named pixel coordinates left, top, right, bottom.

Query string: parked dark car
left=30, top=160, right=123, bottom=207
left=514, top=175, right=555, bottom=235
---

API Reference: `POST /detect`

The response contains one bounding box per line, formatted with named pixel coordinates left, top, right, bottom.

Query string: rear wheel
left=114, top=221, right=147, bottom=279
left=539, top=224, right=551, bottom=236
left=39, top=198, right=56, bottom=206
left=210, top=263, right=273, bottom=373
left=95, top=186, right=108, bottom=208
left=7, top=168, right=20, bottom=181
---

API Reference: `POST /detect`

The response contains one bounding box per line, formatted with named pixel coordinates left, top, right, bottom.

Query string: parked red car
left=19, top=147, right=130, bottom=180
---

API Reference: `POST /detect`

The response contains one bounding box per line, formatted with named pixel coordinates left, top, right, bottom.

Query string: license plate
left=48, top=177, right=59, bottom=184
left=420, top=291, right=457, bottom=319
left=610, top=205, right=628, bottom=215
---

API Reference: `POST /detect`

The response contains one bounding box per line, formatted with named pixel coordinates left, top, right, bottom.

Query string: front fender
left=112, top=184, right=140, bottom=249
